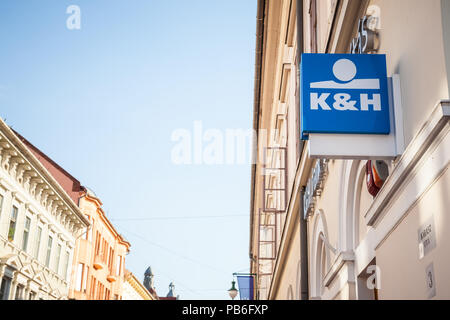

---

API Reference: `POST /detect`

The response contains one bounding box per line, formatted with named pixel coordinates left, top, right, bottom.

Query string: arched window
left=355, top=165, right=373, bottom=247
left=311, top=210, right=332, bottom=299
left=318, top=236, right=327, bottom=296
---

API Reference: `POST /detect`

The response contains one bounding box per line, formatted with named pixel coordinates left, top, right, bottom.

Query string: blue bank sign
left=301, top=54, right=390, bottom=138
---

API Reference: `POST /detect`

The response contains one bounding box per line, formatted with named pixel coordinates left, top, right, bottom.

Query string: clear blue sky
left=0, top=1, right=256, bottom=299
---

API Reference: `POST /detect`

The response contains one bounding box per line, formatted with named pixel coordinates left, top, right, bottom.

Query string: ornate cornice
left=0, top=118, right=90, bottom=237
left=84, top=193, right=131, bottom=250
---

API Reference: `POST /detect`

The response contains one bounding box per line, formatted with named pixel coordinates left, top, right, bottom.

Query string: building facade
left=0, top=119, right=90, bottom=300
left=250, top=0, right=450, bottom=300
left=69, top=188, right=130, bottom=300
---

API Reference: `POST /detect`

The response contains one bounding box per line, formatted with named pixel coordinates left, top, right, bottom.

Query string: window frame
left=15, top=284, right=25, bottom=300
left=45, top=235, right=53, bottom=268
left=83, top=265, right=89, bottom=293
left=116, top=255, right=122, bottom=276
left=54, top=243, right=62, bottom=273
left=63, top=251, right=70, bottom=281
left=75, top=262, right=84, bottom=292
left=22, top=216, right=31, bottom=252
left=0, top=276, right=12, bottom=300
left=34, top=226, right=43, bottom=260
left=8, top=205, right=19, bottom=242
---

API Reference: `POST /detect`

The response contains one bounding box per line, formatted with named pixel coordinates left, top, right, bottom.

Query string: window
left=8, top=206, right=18, bottom=242
left=34, top=226, right=42, bottom=260
left=90, top=277, right=96, bottom=300
left=54, top=244, right=62, bottom=273
left=75, top=264, right=90, bottom=293
left=15, top=284, right=24, bottom=300
left=87, top=222, right=92, bottom=241
left=97, top=282, right=104, bottom=300
left=0, top=276, right=12, bottom=300
left=108, top=248, right=114, bottom=273
left=83, top=266, right=89, bottom=293
left=22, top=217, right=31, bottom=251
left=63, top=251, right=70, bottom=280
left=100, top=239, right=104, bottom=260
left=102, top=240, right=108, bottom=263
left=83, top=215, right=89, bottom=240
left=45, top=236, right=53, bottom=268
left=95, top=232, right=101, bottom=256
left=75, top=263, right=84, bottom=292
left=29, top=291, right=36, bottom=300
left=310, top=0, right=318, bottom=53
left=285, top=0, right=296, bottom=47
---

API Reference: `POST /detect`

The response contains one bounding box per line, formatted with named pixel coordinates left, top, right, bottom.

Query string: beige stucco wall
left=376, top=169, right=450, bottom=299
left=304, top=0, right=449, bottom=300
left=311, top=160, right=345, bottom=255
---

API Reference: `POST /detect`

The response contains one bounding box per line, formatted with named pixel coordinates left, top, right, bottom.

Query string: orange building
left=69, top=188, right=130, bottom=300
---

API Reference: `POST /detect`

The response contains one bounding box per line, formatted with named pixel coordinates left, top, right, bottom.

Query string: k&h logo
left=309, top=59, right=382, bottom=112
left=300, top=53, right=390, bottom=136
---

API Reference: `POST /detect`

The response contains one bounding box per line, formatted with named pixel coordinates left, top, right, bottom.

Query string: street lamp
left=228, top=280, right=238, bottom=300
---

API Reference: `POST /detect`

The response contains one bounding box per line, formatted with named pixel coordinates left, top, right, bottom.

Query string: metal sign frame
left=307, top=74, right=405, bottom=159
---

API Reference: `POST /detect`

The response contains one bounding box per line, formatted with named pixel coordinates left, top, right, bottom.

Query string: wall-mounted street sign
left=300, top=53, right=405, bottom=159
left=418, top=216, right=437, bottom=260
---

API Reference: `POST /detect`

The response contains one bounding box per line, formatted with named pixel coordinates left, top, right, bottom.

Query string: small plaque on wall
left=418, top=215, right=437, bottom=259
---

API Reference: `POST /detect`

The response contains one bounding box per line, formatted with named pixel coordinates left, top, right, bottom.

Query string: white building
left=0, top=118, right=89, bottom=300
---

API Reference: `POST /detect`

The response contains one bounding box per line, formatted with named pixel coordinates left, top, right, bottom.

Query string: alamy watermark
left=170, top=121, right=284, bottom=166
left=66, top=5, right=81, bottom=30
left=366, top=265, right=382, bottom=290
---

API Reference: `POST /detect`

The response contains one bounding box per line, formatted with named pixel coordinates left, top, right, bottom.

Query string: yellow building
left=250, top=0, right=450, bottom=300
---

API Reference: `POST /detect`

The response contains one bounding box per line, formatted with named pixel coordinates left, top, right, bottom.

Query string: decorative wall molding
left=365, top=100, right=450, bottom=226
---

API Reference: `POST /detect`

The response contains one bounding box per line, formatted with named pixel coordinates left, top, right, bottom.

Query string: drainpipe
left=296, top=1, right=309, bottom=300
left=299, top=187, right=309, bottom=300
left=250, top=0, right=266, bottom=301
left=296, top=0, right=303, bottom=64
